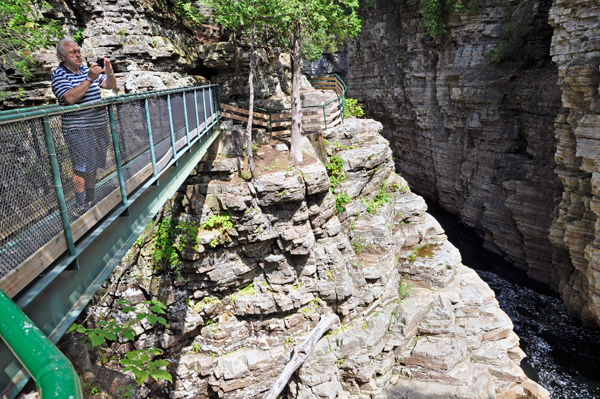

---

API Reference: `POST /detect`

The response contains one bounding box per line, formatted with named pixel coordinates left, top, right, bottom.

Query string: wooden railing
left=221, top=74, right=346, bottom=136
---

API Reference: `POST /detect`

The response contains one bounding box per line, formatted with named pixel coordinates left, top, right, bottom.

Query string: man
left=51, top=39, right=118, bottom=215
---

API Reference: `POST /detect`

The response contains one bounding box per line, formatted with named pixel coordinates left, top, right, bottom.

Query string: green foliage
left=72, top=29, right=84, bottom=44
left=271, top=0, right=362, bottom=61
left=152, top=219, right=200, bottom=280
left=230, top=282, right=256, bottom=302
left=344, top=98, right=364, bottom=118
left=0, top=0, right=61, bottom=84
left=333, top=140, right=356, bottom=152
left=417, top=0, right=482, bottom=35
left=68, top=299, right=171, bottom=386
left=203, top=214, right=233, bottom=232
left=352, top=238, right=368, bottom=256
left=325, top=154, right=346, bottom=188
left=194, top=296, right=220, bottom=313
left=335, top=193, right=352, bottom=214
left=172, top=0, right=204, bottom=25
left=488, top=1, right=535, bottom=63
left=359, top=181, right=393, bottom=214
left=119, top=347, right=172, bottom=385
left=69, top=299, right=167, bottom=347
left=398, top=278, right=412, bottom=300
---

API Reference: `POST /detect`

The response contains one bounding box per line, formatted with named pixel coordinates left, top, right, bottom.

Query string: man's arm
left=61, top=63, right=103, bottom=105
left=100, top=58, right=117, bottom=90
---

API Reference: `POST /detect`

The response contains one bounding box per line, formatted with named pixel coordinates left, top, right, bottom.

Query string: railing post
left=208, top=86, right=214, bottom=126
left=269, top=111, right=273, bottom=135
left=42, top=116, right=78, bottom=262
left=203, top=87, right=208, bottom=132
left=216, top=85, right=221, bottom=118
left=108, top=105, right=129, bottom=209
left=144, top=98, right=159, bottom=180
left=323, top=105, right=327, bottom=131
left=194, top=89, right=200, bottom=138
left=182, top=92, right=191, bottom=149
left=341, top=93, right=345, bottom=123
left=167, top=94, right=178, bottom=162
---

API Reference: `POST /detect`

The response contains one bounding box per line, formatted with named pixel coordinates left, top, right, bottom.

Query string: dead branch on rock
left=264, top=313, right=339, bottom=399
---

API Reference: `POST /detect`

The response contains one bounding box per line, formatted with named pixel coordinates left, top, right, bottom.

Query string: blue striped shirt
left=51, top=64, right=106, bottom=105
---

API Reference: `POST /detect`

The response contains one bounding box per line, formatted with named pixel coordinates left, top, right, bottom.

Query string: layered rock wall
left=547, top=0, right=600, bottom=327
left=345, top=0, right=600, bottom=326
left=60, top=119, right=547, bottom=398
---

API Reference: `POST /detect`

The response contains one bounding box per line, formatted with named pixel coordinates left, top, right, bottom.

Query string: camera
left=96, top=57, right=104, bottom=69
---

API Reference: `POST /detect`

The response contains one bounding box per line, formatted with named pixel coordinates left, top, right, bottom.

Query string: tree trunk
left=246, top=18, right=258, bottom=180
left=263, top=314, right=338, bottom=399
left=289, top=19, right=303, bottom=163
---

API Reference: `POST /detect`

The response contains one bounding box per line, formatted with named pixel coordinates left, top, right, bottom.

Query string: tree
left=203, top=0, right=278, bottom=181
left=0, top=0, right=61, bottom=85
left=272, top=0, right=361, bottom=163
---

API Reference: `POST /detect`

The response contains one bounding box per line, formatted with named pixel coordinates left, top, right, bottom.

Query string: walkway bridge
left=0, top=74, right=346, bottom=399
left=0, top=85, right=222, bottom=399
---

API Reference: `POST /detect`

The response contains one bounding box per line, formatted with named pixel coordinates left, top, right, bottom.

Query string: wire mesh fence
left=0, top=84, right=220, bottom=288
left=0, top=120, right=63, bottom=277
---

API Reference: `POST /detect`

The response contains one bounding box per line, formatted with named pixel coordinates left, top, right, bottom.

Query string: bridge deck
left=0, top=85, right=222, bottom=399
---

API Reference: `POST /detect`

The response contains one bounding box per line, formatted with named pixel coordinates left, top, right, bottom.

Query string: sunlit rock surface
left=59, top=119, right=547, bottom=399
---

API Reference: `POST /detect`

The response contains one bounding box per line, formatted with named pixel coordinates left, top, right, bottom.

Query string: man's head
left=56, top=39, right=82, bottom=69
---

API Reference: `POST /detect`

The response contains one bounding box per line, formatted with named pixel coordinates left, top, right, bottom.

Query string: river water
left=426, top=201, right=600, bottom=399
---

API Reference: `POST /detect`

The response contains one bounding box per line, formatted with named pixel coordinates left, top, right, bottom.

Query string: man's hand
left=101, top=57, right=114, bottom=74
left=99, top=57, right=117, bottom=90
left=88, top=62, right=102, bottom=81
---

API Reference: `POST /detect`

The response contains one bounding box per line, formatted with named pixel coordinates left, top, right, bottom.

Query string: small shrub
left=204, top=214, right=233, bottom=232
left=335, top=193, right=352, bottom=214
left=398, top=279, right=412, bottom=300
left=352, top=238, right=368, bottom=256
left=344, top=98, right=365, bottom=118
left=325, top=154, right=346, bottom=188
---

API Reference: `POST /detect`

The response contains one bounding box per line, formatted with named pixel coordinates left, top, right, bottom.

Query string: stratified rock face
left=547, top=0, right=600, bottom=328
left=64, top=119, right=548, bottom=399
left=346, top=1, right=564, bottom=293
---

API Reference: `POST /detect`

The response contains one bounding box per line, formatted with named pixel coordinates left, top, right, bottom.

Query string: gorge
left=2, top=0, right=600, bottom=397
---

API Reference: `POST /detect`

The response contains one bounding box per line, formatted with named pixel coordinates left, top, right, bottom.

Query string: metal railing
left=220, top=74, right=346, bottom=135
left=0, top=84, right=221, bottom=299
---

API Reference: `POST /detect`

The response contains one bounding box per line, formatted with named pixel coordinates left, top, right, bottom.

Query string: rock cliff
left=547, top=0, right=600, bottom=327
left=58, top=118, right=548, bottom=399
left=345, top=0, right=600, bottom=328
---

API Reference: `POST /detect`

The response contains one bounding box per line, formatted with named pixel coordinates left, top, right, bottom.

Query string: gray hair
left=56, top=39, right=77, bottom=62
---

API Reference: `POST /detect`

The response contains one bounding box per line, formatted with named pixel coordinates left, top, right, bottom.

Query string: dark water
left=426, top=200, right=600, bottom=399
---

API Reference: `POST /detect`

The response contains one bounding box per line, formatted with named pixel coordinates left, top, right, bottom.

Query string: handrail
left=0, top=83, right=221, bottom=299
left=0, top=84, right=218, bottom=124
left=0, top=289, right=83, bottom=399
left=221, top=74, right=346, bottom=134
left=0, top=85, right=203, bottom=117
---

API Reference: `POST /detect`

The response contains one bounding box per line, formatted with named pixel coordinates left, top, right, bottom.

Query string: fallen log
left=264, top=313, right=339, bottom=399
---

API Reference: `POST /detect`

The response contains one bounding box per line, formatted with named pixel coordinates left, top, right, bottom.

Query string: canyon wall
left=547, top=0, right=600, bottom=327
left=346, top=0, right=600, bottom=328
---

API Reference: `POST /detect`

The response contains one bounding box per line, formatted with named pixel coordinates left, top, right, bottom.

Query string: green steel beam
left=0, top=120, right=222, bottom=399
left=0, top=289, right=83, bottom=399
